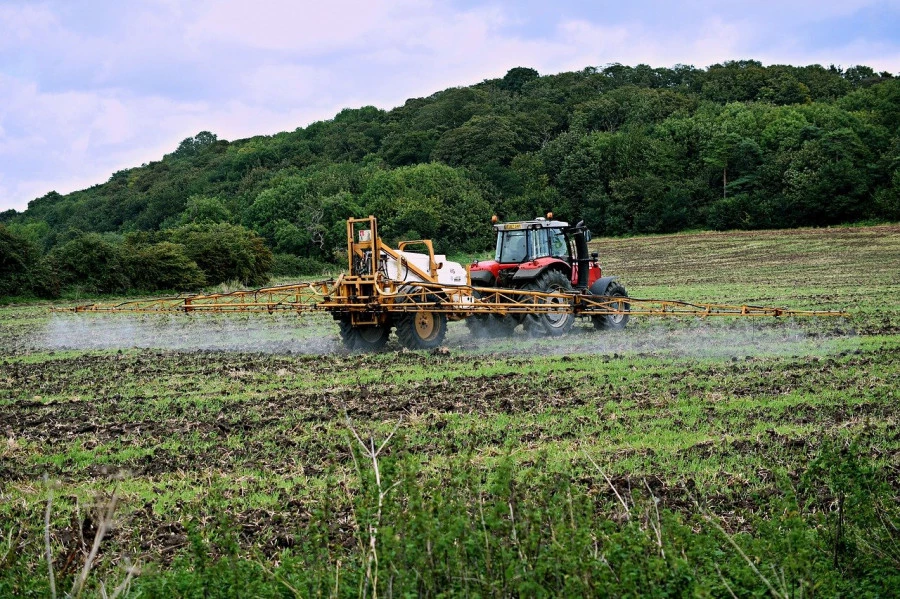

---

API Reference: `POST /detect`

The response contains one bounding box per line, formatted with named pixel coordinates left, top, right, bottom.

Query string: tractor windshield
left=496, top=230, right=528, bottom=263
left=531, top=228, right=569, bottom=260
left=549, top=229, right=568, bottom=259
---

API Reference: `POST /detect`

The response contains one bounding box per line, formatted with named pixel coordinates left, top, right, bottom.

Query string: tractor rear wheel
left=523, top=270, right=575, bottom=337
left=396, top=289, right=447, bottom=350
left=592, top=282, right=630, bottom=330
left=338, top=319, right=391, bottom=352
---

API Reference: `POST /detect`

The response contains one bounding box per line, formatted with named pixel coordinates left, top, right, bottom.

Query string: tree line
left=2, top=60, right=898, bottom=298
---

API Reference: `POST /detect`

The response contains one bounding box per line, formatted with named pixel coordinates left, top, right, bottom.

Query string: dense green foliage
left=122, top=241, right=207, bottom=292
left=163, top=224, right=273, bottom=287
left=128, top=443, right=900, bottom=597
left=47, top=233, right=131, bottom=294
left=2, top=60, right=898, bottom=297
left=0, top=225, right=39, bottom=297
left=0, top=223, right=270, bottom=297
left=0, top=225, right=56, bottom=298
left=6, top=443, right=897, bottom=597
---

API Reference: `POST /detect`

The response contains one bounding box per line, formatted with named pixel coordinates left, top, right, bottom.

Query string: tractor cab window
left=496, top=230, right=528, bottom=263
left=549, top=229, right=568, bottom=259
left=531, top=228, right=551, bottom=259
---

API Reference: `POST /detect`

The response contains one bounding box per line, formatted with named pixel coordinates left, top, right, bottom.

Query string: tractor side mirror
left=584, top=230, right=592, bottom=242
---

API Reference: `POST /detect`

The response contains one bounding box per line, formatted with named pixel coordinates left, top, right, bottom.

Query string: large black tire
left=592, top=282, right=630, bottom=330
left=466, top=290, right=518, bottom=338
left=395, top=289, right=447, bottom=350
left=338, top=319, right=391, bottom=352
left=522, top=270, right=575, bottom=337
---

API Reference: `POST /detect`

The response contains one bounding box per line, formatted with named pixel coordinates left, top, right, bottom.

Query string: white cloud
left=184, top=0, right=411, bottom=52
left=242, top=64, right=335, bottom=110
left=0, top=69, right=350, bottom=210
left=689, top=17, right=750, bottom=64
left=734, top=0, right=883, bottom=19
left=0, top=3, right=59, bottom=48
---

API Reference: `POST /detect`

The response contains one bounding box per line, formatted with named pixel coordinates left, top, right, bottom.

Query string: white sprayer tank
left=384, top=251, right=467, bottom=286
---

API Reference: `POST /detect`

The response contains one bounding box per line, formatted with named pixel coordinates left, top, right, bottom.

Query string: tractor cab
left=493, top=219, right=571, bottom=264
left=470, top=215, right=602, bottom=290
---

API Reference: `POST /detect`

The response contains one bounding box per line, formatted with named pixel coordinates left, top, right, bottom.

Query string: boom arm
left=61, top=279, right=846, bottom=319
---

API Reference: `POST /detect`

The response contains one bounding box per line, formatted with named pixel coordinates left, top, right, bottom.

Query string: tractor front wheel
left=338, top=319, right=391, bottom=352
left=523, top=270, right=575, bottom=337
left=592, top=282, right=630, bottom=330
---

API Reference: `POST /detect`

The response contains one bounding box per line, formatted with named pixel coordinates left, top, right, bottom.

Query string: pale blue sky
left=1, top=0, right=898, bottom=212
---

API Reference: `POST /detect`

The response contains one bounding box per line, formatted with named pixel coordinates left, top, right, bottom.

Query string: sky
left=1, top=0, right=899, bottom=212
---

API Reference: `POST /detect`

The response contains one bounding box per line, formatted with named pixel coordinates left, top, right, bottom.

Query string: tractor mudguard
left=589, top=276, right=620, bottom=296
left=469, top=269, right=496, bottom=287
left=511, top=260, right=571, bottom=284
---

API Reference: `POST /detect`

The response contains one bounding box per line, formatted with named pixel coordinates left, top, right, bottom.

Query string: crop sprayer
left=62, top=215, right=847, bottom=351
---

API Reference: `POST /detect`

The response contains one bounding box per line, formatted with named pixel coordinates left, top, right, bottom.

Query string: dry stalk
left=334, top=559, right=341, bottom=599
left=43, top=479, right=137, bottom=599
left=769, top=564, right=792, bottom=599
left=478, top=494, right=492, bottom=574
left=339, top=478, right=366, bottom=557
left=642, top=478, right=665, bottom=559
left=345, top=416, right=403, bottom=599
left=69, top=486, right=120, bottom=599
left=44, top=477, right=57, bottom=599
left=696, top=500, right=786, bottom=599
left=1, top=526, right=22, bottom=569
left=255, top=559, right=302, bottom=598
left=566, top=487, right=576, bottom=532
left=75, top=497, right=87, bottom=556
left=584, top=452, right=630, bottom=518
left=508, top=501, right=528, bottom=569
left=98, top=558, right=138, bottom=599
left=872, top=506, right=900, bottom=566
left=714, top=563, right=739, bottom=599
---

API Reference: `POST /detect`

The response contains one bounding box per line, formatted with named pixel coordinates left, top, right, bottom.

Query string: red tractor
left=469, top=215, right=629, bottom=336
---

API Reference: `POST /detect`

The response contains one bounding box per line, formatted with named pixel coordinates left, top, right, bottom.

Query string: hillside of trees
left=1, top=60, right=898, bottom=298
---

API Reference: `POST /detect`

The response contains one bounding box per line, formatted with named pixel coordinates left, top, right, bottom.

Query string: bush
left=122, top=242, right=207, bottom=292
left=26, top=258, right=61, bottom=298
left=271, top=253, right=330, bottom=277
left=47, top=232, right=128, bottom=294
left=873, top=169, right=900, bottom=221
left=0, top=225, right=37, bottom=297
left=706, top=192, right=779, bottom=230
left=362, top=163, right=494, bottom=252
left=166, top=223, right=273, bottom=287
left=179, top=195, right=233, bottom=225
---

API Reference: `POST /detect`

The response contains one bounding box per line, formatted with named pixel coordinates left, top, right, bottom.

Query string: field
left=1, top=225, right=899, bottom=597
